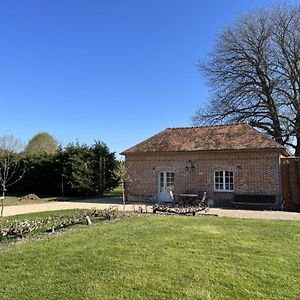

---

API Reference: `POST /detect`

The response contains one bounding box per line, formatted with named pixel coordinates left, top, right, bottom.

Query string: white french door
left=158, top=172, right=175, bottom=202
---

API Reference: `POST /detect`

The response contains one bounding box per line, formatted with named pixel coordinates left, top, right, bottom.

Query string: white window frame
left=159, top=171, right=175, bottom=193
left=214, top=170, right=234, bottom=192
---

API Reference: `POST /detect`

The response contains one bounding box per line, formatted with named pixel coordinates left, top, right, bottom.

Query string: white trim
left=157, top=171, right=175, bottom=202
left=214, top=170, right=234, bottom=192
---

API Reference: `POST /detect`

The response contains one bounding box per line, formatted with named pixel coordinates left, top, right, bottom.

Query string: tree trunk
left=295, top=117, right=300, bottom=156
left=295, top=139, right=300, bottom=156
left=273, top=119, right=284, bottom=146
left=122, top=181, right=126, bottom=213
left=1, top=188, right=5, bottom=218
left=292, top=112, right=300, bottom=156
left=265, top=92, right=284, bottom=146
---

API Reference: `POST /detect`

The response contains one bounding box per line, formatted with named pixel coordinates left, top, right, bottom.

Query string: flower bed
left=152, top=203, right=208, bottom=215
left=0, top=208, right=119, bottom=240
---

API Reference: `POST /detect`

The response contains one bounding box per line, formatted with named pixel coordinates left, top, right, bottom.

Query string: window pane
left=166, top=172, right=174, bottom=191
left=160, top=173, right=164, bottom=187
left=160, top=173, right=164, bottom=192
left=215, top=170, right=233, bottom=191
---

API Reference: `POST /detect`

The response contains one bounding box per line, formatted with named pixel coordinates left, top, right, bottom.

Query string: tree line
left=0, top=133, right=119, bottom=198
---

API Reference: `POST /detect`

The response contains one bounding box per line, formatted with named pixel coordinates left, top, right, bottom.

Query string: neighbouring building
left=121, top=124, right=287, bottom=207
left=281, top=157, right=300, bottom=210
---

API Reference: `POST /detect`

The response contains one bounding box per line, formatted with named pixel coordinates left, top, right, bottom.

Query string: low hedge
left=0, top=208, right=120, bottom=240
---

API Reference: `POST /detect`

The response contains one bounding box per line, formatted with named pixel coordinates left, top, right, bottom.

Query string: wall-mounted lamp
left=185, top=160, right=196, bottom=171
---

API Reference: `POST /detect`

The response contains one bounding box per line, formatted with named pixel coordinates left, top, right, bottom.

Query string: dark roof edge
left=121, top=147, right=286, bottom=156
left=165, top=122, right=247, bottom=130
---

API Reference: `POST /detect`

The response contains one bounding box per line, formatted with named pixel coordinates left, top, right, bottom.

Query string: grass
left=0, top=215, right=299, bottom=299
left=3, top=186, right=123, bottom=206
left=3, top=209, right=81, bottom=221
left=103, top=186, right=123, bottom=197
left=3, top=194, right=55, bottom=206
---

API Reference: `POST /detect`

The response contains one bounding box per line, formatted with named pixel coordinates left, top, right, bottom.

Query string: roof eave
left=121, top=147, right=285, bottom=156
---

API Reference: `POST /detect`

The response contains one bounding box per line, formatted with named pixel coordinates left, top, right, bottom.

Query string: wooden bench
left=232, top=194, right=277, bottom=209
left=178, top=191, right=207, bottom=206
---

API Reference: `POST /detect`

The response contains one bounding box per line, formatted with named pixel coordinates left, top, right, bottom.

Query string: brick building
left=121, top=124, right=287, bottom=207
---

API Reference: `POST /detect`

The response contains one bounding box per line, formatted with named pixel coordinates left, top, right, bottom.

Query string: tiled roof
left=121, top=124, right=285, bottom=154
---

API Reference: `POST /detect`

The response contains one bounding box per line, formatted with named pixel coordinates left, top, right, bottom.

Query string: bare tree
left=114, top=160, right=131, bottom=213
left=271, top=6, right=300, bottom=153
left=0, top=135, right=26, bottom=217
left=193, top=4, right=300, bottom=155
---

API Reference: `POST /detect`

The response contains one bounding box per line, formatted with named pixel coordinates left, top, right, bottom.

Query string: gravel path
left=208, top=208, right=300, bottom=221
left=2, top=200, right=300, bottom=221
left=3, top=201, right=134, bottom=217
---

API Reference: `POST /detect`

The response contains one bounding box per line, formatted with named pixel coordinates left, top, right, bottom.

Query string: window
left=214, top=170, right=234, bottom=192
left=166, top=172, right=175, bottom=192
left=159, top=172, right=175, bottom=192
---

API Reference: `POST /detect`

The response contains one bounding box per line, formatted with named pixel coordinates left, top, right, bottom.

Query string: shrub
left=14, top=141, right=119, bottom=197
left=0, top=208, right=120, bottom=240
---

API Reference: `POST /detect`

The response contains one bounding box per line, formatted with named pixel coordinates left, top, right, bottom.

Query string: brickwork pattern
left=281, top=157, right=300, bottom=210
left=124, top=150, right=281, bottom=206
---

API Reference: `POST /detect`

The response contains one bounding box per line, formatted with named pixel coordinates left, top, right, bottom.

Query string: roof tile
left=121, top=124, right=285, bottom=154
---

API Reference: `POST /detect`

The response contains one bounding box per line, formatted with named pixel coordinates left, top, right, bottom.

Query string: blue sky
left=0, top=0, right=297, bottom=157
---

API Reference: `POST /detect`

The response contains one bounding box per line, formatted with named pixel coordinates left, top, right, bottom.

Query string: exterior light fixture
left=185, top=160, right=196, bottom=171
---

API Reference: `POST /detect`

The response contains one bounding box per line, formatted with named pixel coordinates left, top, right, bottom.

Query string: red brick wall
left=124, top=150, right=281, bottom=206
left=281, top=157, right=300, bottom=210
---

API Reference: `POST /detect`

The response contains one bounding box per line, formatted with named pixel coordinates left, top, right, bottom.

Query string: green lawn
left=103, top=186, right=123, bottom=197
left=0, top=215, right=299, bottom=299
left=3, top=209, right=80, bottom=221
left=2, top=194, right=52, bottom=206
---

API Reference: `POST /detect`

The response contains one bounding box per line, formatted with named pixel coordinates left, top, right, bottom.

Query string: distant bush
left=24, top=132, right=58, bottom=156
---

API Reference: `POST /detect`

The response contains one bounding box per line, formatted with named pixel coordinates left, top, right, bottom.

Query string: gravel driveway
left=3, top=200, right=131, bottom=217
left=2, top=199, right=300, bottom=221
left=209, top=208, right=300, bottom=221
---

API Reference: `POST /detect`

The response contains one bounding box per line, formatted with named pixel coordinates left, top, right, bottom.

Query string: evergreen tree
left=62, top=143, right=94, bottom=196
left=92, top=140, right=119, bottom=196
